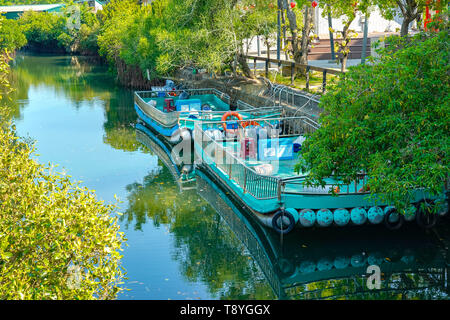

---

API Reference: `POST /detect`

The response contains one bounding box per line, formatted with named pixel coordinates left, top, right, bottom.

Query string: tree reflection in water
left=122, top=162, right=276, bottom=299
left=131, top=126, right=450, bottom=300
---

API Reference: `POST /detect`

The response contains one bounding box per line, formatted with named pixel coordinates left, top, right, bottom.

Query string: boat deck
left=220, top=136, right=366, bottom=195
left=143, top=94, right=229, bottom=112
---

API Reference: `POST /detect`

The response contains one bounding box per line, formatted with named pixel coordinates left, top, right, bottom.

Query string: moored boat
left=196, top=167, right=450, bottom=299
left=193, top=116, right=449, bottom=234
left=134, top=87, right=283, bottom=144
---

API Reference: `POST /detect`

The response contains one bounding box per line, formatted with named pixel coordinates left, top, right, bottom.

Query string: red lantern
left=312, top=1, right=318, bottom=8
left=290, top=1, right=296, bottom=8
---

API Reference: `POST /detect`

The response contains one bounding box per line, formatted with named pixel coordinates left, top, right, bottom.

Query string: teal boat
left=194, top=116, right=449, bottom=234
left=134, top=88, right=282, bottom=144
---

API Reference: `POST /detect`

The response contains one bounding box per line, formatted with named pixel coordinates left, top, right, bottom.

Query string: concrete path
left=308, top=59, right=362, bottom=71
left=245, top=52, right=364, bottom=72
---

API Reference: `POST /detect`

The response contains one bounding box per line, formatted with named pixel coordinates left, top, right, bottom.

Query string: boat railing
left=280, top=173, right=370, bottom=196
left=195, top=116, right=371, bottom=199
left=236, top=99, right=255, bottom=110
left=195, top=116, right=320, bottom=200
left=178, top=106, right=284, bottom=127
left=195, top=123, right=280, bottom=200
left=194, top=116, right=320, bottom=141
left=135, top=88, right=285, bottom=128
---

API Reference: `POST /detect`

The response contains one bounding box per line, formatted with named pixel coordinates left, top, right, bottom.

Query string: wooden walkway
left=243, top=55, right=342, bottom=93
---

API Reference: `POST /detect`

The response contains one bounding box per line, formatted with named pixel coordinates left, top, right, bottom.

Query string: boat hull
left=134, top=103, right=179, bottom=138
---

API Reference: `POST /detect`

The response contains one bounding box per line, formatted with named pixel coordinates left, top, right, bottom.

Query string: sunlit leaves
left=0, top=31, right=125, bottom=299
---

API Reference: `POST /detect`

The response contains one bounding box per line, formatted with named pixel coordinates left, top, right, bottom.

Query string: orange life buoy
left=168, top=91, right=177, bottom=97
left=221, top=111, right=243, bottom=132
left=241, top=120, right=260, bottom=128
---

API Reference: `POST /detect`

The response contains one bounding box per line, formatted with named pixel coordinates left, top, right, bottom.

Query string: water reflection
left=127, top=125, right=275, bottom=299
left=132, top=121, right=448, bottom=299
left=196, top=169, right=450, bottom=299
left=10, top=54, right=140, bottom=153
left=135, top=123, right=450, bottom=300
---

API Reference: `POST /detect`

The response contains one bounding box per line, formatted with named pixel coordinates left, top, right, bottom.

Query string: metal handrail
left=135, top=87, right=229, bottom=98
left=195, top=116, right=317, bottom=200
left=281, top=173, right=370, bottom=195
left=195, top=116, right=371, bottom=198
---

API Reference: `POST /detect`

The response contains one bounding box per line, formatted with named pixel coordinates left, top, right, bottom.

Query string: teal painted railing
left=194, top=116, right=373, bottom=200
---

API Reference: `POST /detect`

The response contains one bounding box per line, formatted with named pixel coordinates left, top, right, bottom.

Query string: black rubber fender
left=384, top=208, right=404, bottom=230
left=272, top=209, right=296, bottom=235
left=277, top=258, right=296, bottom=278
left=415, top=199, right=438, bottom=229
left=181, top=164, right=194, bottom=174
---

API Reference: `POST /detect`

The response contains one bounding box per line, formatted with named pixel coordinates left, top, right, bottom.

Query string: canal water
left=10, top=54, right=450, bottom=300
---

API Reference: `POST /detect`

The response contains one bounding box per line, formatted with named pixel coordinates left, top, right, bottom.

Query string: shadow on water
left=135, top=124, right=450, bottom=300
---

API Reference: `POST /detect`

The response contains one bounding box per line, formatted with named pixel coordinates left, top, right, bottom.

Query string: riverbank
left=176, top=73, right=322, bottom=118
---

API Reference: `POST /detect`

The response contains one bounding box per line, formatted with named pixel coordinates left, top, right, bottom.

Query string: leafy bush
left=18, top=11, right=71, bottom=51
left=297, top=29, right=449, bottom=211
left=0, top=18, right=27, bottom=51
left=0, top=36, right=125, bottom=299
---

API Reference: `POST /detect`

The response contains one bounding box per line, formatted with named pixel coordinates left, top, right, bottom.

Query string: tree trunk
left=396, top=0, right=421, bottom=36
left=266, top=39, right=271, bottom=61
left=237, top=53, right=255, bottom=79
left=340, top=25, right=351, bottom=73
left=400, top=16, right=413, bottom=36
left=283, top=0, right=299, bottom=60
left=284, top=1, right=313, bottom=76
left=341, top=55, right=347, bottom=72
left=299, top=6, right=314, bottom=66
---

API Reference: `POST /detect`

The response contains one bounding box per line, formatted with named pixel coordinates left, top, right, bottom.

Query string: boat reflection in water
left=135, top=122, right=196, bottom=192
left=135, top=124, right=450, bottom=300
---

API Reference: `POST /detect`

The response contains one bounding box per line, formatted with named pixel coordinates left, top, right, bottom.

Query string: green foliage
left=0, top=128, right=126, bottom=299
left=0, top=17, right=27, bottom=51
left=2, top=0, right=279, bottom=77
left=97, top=0, right=149, bottom=70
left=0, top=52, right=12, bottom=112
left=156, top=0, right=277, bottom=75
left=95, top=0, right=279, bottom=78
left=296, top=30, right=449, bottom=212
left=0, top=0, right=68, bottom=4
left=0, top=3, right=100, bottom=54
left=18, top=11, right=71, bottom=50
